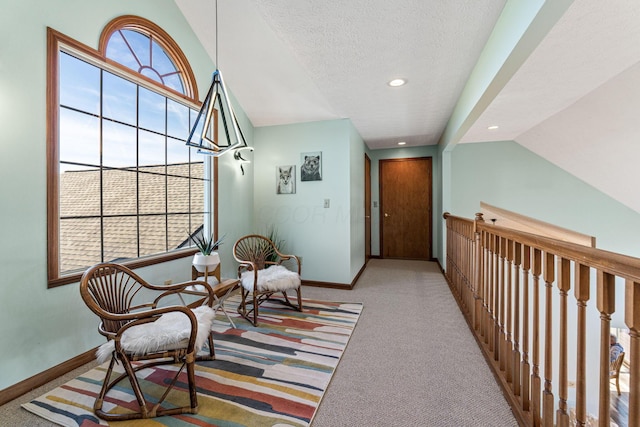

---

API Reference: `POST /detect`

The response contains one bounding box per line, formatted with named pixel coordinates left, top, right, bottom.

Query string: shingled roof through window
left=59, top=162, right=205, bottom=273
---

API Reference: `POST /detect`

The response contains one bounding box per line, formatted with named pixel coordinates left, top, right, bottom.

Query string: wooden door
left=379, top=157, right=431, bottom=259
left=364, top=154, right=371, bottom=261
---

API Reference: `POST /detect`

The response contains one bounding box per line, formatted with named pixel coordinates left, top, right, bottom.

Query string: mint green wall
left=253, top=119, right=355, bottom=284
left=0, top=0, right=252, bottom=390
left=368, top=146, right=441, bottom=259
left=349, top=122, right=366, bottom=279
left=450, top=141, right=640, bottom=259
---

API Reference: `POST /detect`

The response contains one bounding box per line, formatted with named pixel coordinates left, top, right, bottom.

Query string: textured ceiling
left=175, top=0, right=507, bottom=149
left=175, top=0, right=640, bottom=215
left=461, top=0, right=640, bottom=145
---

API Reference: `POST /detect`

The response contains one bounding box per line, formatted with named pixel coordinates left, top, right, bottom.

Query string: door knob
left=384, top=213, right=390, bottom=217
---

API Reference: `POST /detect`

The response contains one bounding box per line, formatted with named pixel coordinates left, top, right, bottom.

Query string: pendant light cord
left=215, top=0, right=219, bottom=68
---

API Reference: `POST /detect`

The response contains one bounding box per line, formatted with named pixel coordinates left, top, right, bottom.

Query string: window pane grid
left=58, top=53, right=208, bottom=275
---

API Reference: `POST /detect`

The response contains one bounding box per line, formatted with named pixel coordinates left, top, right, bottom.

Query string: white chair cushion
left=96, top=305, right=215, bottom=363
left=240, top=265, right=301, bottom=292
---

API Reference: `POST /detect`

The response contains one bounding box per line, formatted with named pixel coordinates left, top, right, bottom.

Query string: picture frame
left=300, top=151, right=322, bottom=181
left=276, top=165, right=296, bottom=194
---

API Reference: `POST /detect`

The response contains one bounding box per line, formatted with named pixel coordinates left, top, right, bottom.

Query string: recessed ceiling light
left=397, top=141, right=406, bottom=146
left=487, top=125, right=499, bottom=130
left=388, top=78, right=407, bottom=87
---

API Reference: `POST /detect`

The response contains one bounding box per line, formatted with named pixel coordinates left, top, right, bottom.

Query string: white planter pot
left=193, top=252, right=220, bottom=273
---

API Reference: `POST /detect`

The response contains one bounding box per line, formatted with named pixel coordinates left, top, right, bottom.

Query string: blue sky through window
left=59, top=48, right=195, bottom=173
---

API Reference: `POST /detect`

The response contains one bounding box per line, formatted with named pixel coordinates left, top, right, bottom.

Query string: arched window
left=47, top=17, right=213, bottom=287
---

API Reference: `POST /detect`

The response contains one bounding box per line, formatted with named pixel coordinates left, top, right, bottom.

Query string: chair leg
left=237, top=287, right=259, bottom=326
left=237, top=288, right=248, bottom=317
left=94, top=356, right=117, bottom=414
left=296, top=287, right=303, bottom=312
left=280, top=288, right=303, bottom=312
left=94, top=351, right=200, bottom=420
left=252, top=292, right=259, bottom=326
left=616, top=376, right=621, bottom=396
left=121, top=354, right=150, bottom=417
left=186, top=353, right=199, bottom=412
left=197, top=332, right=215, bottom=361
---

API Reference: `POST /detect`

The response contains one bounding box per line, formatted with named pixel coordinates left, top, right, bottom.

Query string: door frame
left=364, top=154, right=371, bottom=262
left=379, top=156, right=432, bottom=260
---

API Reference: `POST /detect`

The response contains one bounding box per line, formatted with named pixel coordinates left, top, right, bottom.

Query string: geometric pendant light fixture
left=185, top=69, right=249, bottom=157
left=186, top=0, right=251, bottom=157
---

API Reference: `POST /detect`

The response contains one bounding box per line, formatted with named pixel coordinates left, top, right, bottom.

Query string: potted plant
left=265, top=225, right=285, bottom=263
left=191, top=232, right=225, bottom=273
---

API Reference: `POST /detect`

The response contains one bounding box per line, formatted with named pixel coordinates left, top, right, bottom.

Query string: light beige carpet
left=3, top=259, right=518, bottom=426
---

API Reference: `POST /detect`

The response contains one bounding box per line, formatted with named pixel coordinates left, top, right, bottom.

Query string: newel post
left=473, top=213, right=484, bottom=332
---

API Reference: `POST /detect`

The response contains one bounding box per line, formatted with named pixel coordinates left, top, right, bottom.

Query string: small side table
left=209, top=278, right=240, bottom=328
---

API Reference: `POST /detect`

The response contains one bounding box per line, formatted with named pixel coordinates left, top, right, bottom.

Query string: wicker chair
left=233, top=234, right=302, bottom=326
left=610, top=352, right=626, bottom=396
left=79, top=263, right=217, bottom=421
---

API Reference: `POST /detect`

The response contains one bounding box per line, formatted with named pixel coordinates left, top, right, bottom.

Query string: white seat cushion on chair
left=240, top=265, right=301, bottom=292
left=96, top=306, right=216, bottom=363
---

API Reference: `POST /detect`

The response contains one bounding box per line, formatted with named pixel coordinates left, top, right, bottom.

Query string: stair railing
left=443, top=212, right=640, bottom=427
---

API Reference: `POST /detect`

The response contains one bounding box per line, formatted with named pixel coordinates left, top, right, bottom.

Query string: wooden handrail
left=443, top=211, right=639, bottom=426
left=480, top=202, right=596, bottom=248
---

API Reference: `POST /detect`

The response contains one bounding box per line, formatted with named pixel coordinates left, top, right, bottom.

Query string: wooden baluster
left=484, top=231, right=492, bottom=347
left=625, top=279, right=640, bottom=426
left=480, top=230, right=488, bottom=342
left=460, top=225, right=465, bottom=311
left=499, top=237, right=506, bottom=371
left=505, top=239, right=514, bottom=383
left=468, top=224, right=472, bottom=314
left=521, top=244, right=531, bottom=412
left=556, top=257, right=570, bottom=427
left=493, top=234, right=500, bottom=361
left=473, top=214, right=484, bottom=333
left=574, top=263, right=590, bottom=427
left=531, top=247, right=542, bottom=426
left=447, top=224, right=452, bottom=283
left=466, top=224, right=472, bottom=317
left=452, top=223, right=458, bottom=298
left=542, top=252, right=555, bottom=426
left=512, top=241, right=522, bottom=397
left=460, top=229, right=464, bottom=302
left=597, top=271, right=614, bottom=425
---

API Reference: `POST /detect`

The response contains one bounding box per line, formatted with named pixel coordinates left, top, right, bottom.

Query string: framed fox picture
left=276, top=165, right=296, bottom=194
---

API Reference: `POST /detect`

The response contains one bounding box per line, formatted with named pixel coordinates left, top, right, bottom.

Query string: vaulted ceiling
left=175, top=0, right=640, bottom=213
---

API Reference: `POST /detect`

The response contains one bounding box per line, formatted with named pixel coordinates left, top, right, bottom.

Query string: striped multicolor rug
left=22, top=296, right=363, bottom=426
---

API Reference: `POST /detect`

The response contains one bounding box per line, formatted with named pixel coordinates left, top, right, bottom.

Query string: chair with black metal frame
left=80, top=262, right=217, bottom=421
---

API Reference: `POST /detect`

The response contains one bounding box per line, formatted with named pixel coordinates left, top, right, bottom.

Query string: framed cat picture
left=300, top=151, right=322, bottom=181
left=276, top=165, right=296, bottom=194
